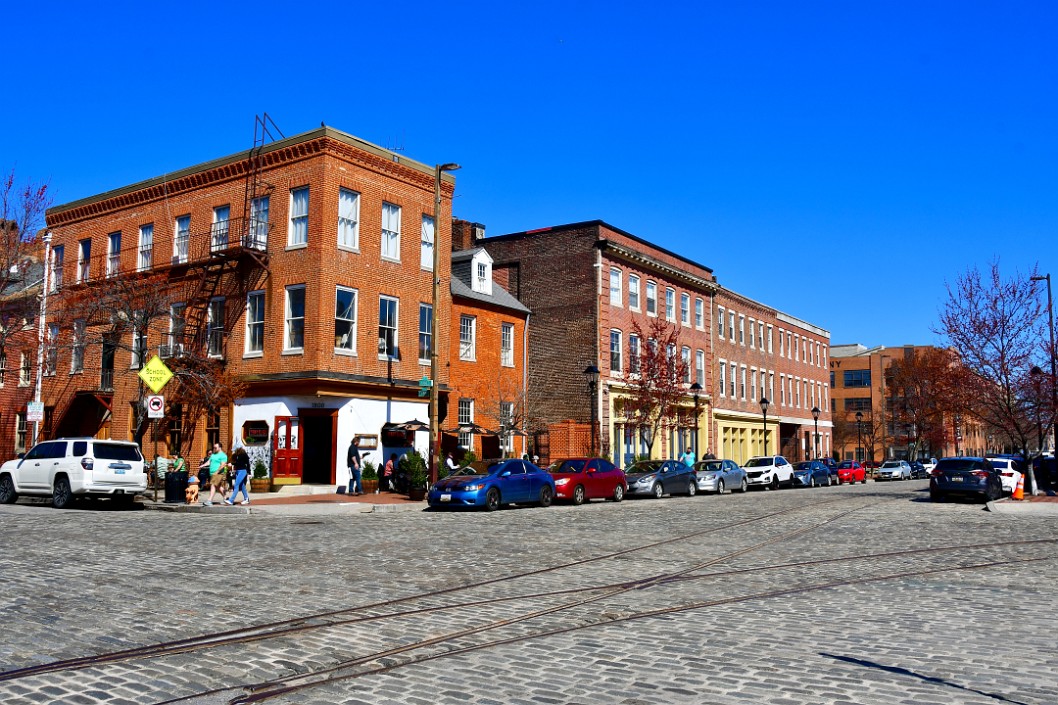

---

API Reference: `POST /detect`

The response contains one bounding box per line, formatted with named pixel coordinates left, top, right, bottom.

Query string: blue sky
left=6, top=1, right=1056, bottom=346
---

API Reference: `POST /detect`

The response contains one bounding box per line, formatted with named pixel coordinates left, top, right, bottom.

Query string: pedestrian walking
left=383, top=453, right=396, bottom=492
left=347, top=437, right=363, bottom=495
left=198, top=442, right=229, bottom=506
left=225, top=447, right=251, bottom=505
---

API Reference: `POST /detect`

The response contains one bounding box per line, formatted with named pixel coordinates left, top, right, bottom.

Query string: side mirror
left=17, top=452, right=25, bottom=459
left=500, top=471, right=511, bottom=478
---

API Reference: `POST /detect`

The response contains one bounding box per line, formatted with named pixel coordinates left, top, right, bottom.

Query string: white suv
left=743, top=456, right=795, bottom=490
left=0, top=438, right=147, bottom=508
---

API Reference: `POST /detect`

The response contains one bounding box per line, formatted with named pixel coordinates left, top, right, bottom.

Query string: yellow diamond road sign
left=138, top=355, right=174, bottom=394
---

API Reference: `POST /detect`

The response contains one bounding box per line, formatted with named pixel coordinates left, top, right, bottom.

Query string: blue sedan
left=792, top=460, right=832, bottom=487
left=427, top=459, right=556, bottom=511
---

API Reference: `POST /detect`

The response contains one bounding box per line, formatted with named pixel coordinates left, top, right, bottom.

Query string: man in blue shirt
left=680, top=447, right=696, bottom=467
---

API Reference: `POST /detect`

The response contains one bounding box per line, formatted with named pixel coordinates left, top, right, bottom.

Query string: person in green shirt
left=198, top=443, right=229, bottom=506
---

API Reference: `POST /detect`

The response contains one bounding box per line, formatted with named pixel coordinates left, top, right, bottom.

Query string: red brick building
left=477, top=221, right=718, bottom=466
left=444, top=246, right=529, bottom=461
left=713, top=288, right=832, bottom=464
left=0, top=254, right=44, bottom=460
left=41, top=126, right=464, bottom=487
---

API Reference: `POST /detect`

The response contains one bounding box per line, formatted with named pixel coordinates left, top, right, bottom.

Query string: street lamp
left=429, top=162, right=460, bottom=485
left=584, top=364, right=600, bottom=456
left=1031, top=273, right=1056, bottom=453
left=954, top=414, right=962, bottom=456
left=690, top=382, right=702, bottom=458
left=855, top=411, right=864, bottom=464
left=759, top=397, right=770, bottom=456
left=811, top=406, right=821, bottom=460
left=1032, top=366, right=1044, bottom=455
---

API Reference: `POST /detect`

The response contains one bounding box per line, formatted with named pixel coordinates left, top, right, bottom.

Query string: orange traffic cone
left=1012, top=473, right=1025, bottom=500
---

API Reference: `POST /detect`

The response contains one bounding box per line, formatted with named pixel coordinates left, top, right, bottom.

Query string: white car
left=0, top=438, right=147, bottom=509
left=742, top=455, right=794, bottom=490
left=876, top=460, right=912, bottom=481
left=989, top=458, right=1023, bottom=495
left=921, top=458, right=938, bottom=473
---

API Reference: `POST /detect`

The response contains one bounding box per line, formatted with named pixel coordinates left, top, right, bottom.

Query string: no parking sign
left=146, top=395, right=165, bottom=419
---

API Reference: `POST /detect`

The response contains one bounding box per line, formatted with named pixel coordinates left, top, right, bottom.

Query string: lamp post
left=1032, top=366, right=1045, bottom=455
left=954, top=414, right=962, bottom=456
left=32, top=232, right=53, bottom=446
left=811, top=406, right=821, bottom=460
left=690, top=382, right=702, bottom=458
left=759, top=397, right=770, bottom=456
left=855, top=411, right=864, bottom=464
left=584, top=364, right=600, bottom=456
left=1031, top=273, right=1056, bottom=452
left=429, top=163, right=460, bottom=485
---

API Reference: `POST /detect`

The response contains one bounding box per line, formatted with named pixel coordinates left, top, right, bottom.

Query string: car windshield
left=937, top=458, right=980, bottom=472
left=743, top=458, right=773, bottom=468
left=990, top=460, right=1011, bottom=470
left=881, top=461, right=901, bottom=468
left=626, top=461, right=661, bottom=474
left=794, top=462, right=813, bottom=471
left=554, top=459, right=586, bottom=474
left=838, top=461, right=856, bottom=469
left=696, top=461, right=722, bottom=472
left=93, top=443, right=142, bottom=461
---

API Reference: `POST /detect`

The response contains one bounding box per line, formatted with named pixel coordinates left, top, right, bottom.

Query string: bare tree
left=621, top=317, right=689, bottom=455
left=936, top=260, right=1048, bottom=490
left=888, top=347, right=967, bottom=461
left=0, top=170, right=50, bottom=351
left=163, top=354, right=246, bottom=460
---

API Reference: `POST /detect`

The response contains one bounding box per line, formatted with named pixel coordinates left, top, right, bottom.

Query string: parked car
left=876, top=460, right=912, bottom=481
left=908, top=461, right=929, bottom=479
left=792, top=460, right=831, bottom=487
left=743, top=455, right=794, bottom=490
left=816, top=457, right=839, bottom=484
left=989, top=458, right=1023, bottom=496
left=426, top=458, right=555, bottom=511
left=0, top=438, right=147, bottom=509
left=693, top=459, right=747, bottom=494
left=549, top=457, right=628, bottom=504
left=625, top=459, right=697, bottom=498
left=921, top=458, right=938, bottom=473
left=836, top=460, right=867, bottom=485
left=930, top=456, right=1003, bottom=503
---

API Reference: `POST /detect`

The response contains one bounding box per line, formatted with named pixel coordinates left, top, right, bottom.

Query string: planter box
left=249, top=478, right=270, bottom=493
left=362, top=478, right=378, bottom=493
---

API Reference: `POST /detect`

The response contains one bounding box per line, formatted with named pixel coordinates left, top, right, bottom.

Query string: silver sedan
left=694, top=459, right=748, bottom=494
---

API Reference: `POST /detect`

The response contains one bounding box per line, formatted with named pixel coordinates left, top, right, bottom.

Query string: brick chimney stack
left=451, top=218, right=485, bottom=251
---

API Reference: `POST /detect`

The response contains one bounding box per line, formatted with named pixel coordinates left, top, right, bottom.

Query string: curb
left=986, top=499, right=1058, bottom=516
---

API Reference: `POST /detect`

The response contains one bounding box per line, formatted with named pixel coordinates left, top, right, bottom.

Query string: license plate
left=115, top=469, right=125, bottom=474
left=440, top=494, right=451, bottom=502
left=951, top=476, right=963, bottom=483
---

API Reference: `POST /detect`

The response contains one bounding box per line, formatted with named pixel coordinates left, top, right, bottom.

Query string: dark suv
left=929, top=457, right=1002, bottom=503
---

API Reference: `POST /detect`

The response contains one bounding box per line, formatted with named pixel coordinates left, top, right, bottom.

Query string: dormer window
left=477, top=262, right=487, bottom=289
left=471, top=252, right=493, bottom=295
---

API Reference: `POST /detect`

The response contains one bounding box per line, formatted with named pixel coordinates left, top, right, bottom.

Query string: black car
left=929, top=457, right=1003, bottom=503
left=908, top=461, right=929, bottom=479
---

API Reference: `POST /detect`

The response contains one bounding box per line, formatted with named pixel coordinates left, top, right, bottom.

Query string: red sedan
left=549, top=457, right=628, bottom=504
left=836, top=460, right=867, bottom=484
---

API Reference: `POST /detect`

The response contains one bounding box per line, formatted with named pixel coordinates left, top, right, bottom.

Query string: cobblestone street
left=1, top=480, right=1055, bottom=705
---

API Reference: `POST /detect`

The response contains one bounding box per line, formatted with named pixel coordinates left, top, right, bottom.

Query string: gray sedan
left=694, top=459, right=748, bottom=494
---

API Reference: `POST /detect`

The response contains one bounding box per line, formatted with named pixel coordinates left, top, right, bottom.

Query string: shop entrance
left=299, top=408, right=337, bottom=485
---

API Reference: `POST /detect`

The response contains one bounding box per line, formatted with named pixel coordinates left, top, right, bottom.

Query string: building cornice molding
left=598, top=240, right=719, bottom=294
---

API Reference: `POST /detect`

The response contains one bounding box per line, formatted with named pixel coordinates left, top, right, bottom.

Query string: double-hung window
left=459, top=315, right=476, bottom=361
left=245, top=293, right=264, bottom=355
left=169, top=303, right=186, bottom=354
left=211, top=205, right=230, bottom=252
left=174, top=216, right=190, bottom=264
left=51, top=245, right=64, bottom=290
left=646, top=281, right=657, bottom=316
left=628, top=275, right=640, bottom=310
left=420, top=215, right=434, bottom=269
left=458, top=399, right=474, bottom=449
left=71, top=320, right=85, bottom=373
left=680, top=293, right=690, bottom=326
left=77, top=239, right=91, bottom=282
left=335, top=286, right=357, bottom=353
left=609, top=268, right=622, bottom=306
left=131, top=321, right=147, bottom=370
left=284, top=287, right=305, bottom=352
left=695, top=298, right=704, bottom=329
left=717, top=306, right=725, bottom=338
left=696, top=349, right=705, bottom=386
left=748, top=318, right=756, bottom=349
left=379, top=296, right=398, bottom=358
left=665, top=288, right=676, bottom=321
left=681, top=346, right=691, bottom=383
left=338, top=188, right=360, bottom=250
left=46, top=324, right=58, bottom=376
left=138, top=224, right=153, bottom=271
left=381, top=202, right=401, bottom=261
left=418, top=303, right=432, bottom=362
left=19, top=352, right=30, bottom=386
left=248, top=196, right=269, bottom=249
left=106, top=232, right=121, bottom=277
left=610, top=330, right=622, bottom=374
left=288, top=187, right=309, bottom=246
left=629, top=334, right=640, bottom=375
left=719, top=361, right=727, bottom=397
left=208, top=298, right=225, bottom=358
left=501, top=322, right=514, bottom=367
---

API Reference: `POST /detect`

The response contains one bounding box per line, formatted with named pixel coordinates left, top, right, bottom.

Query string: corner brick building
left=40, top=126, right=479, bottom=487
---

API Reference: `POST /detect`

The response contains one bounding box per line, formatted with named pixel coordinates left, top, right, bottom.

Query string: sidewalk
left=141, top=488, right=427, bottom=515
left=987, top=494, right=1058, bottom=516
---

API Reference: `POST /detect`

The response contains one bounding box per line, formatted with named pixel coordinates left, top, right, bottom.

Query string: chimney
left=451, top=218, right=485, bottom=251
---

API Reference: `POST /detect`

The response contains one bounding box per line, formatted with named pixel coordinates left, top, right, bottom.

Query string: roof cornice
left=598, top=240, right=718, bottom=294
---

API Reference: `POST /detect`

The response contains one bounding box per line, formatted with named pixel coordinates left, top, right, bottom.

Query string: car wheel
left=539, top=485, right=553, bottom=507
left=485, top=487, right=501, bottom=512
left=717, top=479, right=726, bottom=495
left=861, top=476, right=867, bottom=485
left=739, top=477, right=748, bottom=493
left=52, top=476, right=74, bottom=509
left=930, top=488, right=943, bottom=503
left=770, top=476, right=779, bottom=491
left=0, top=475, right=17, bottom=504
left=113, top=494, right=135, bottom=508
left=572, top=485, right=586, bottom=506
left=652, top=482, right=664, bottom=499
left=612, top=484, right=625, bottom=502
left=686, top=481, right=697, bottom=497
left=809, top=476, right=815, bottom=488
left=826, top=475, right=832, bottom=487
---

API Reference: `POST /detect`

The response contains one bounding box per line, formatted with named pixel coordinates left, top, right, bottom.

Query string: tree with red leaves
left=620, top=316, right=690, bottom=456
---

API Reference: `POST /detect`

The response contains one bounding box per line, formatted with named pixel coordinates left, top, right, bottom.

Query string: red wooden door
left=273, top=416, right=302, bottom=482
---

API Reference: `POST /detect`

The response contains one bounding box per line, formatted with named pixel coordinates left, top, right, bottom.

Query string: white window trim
left=646, top=281, right=658, bottom=317
left=335, top=286, right=358, bottom=356
left=695, top=298, right=704, bottom=330
left=288, top=187, right=309, bottom=249
left=421, top=214, right=435, bottom=270
left=459, top=314, right=477, bottom=362
left=717, top=306, right=725, bottom=339
left=610, top=329, right=623, bottom=376
left=338, top=188, right=361, bottom=252
left=379, top=295, right=399, bottom=360
left=244, top=291, right=265, bottom=358
left=138, top=224, right=153, bottom=272
left=609, top=267, right=622, bottom=307
left=501, top=322, right=514, bottom=368
left=680, top=293, right=690, bottom=327
left=748, top=318, right=756, bottom=349
left=628, top=275, right=641, bottom=312
left=284, top=285, right=306, bottom=354
left=718, top=360, right=727, bottom=397
left=381, top=202, right=402, bottom=262
left=419, top=302, right=433, bottom=364
left=665, top=287, right=676, bottom=322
